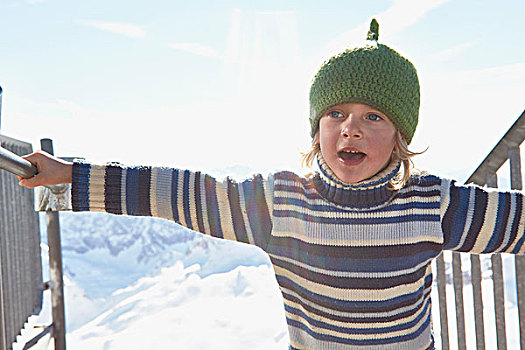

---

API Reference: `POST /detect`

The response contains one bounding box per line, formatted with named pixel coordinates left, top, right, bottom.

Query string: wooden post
left=486, top=173, right=507, bottom=350
left=452, top=252, right=466, bottom=350
left=436, top=252, right=450, bottom=349
left=509, top=147, right=525, bottom=349
left=41, top=138, right=66, bottom=350
left=470, top=254, right=485, bottom=349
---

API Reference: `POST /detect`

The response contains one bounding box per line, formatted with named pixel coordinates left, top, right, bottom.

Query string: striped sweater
left=71, top=158, right=525, bottom=349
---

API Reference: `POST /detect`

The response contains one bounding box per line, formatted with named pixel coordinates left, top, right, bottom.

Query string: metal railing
left=434, top=109, right=525, bottom=349
left=0, top=135, right=42, bottom=350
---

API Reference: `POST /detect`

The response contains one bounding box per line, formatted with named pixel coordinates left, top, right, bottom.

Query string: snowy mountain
left=36, top=211, right=289, bottom=349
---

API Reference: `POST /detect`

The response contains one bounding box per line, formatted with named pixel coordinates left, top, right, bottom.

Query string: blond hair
left=300, top=130, right=426, bottom=189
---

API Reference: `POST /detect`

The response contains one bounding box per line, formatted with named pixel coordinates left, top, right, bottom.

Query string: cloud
left=79, top=20, right=147, bottom=39
left=376, top=0, right=452, bottom=39
left=455, top=62, right=525, bottom=85
left=317, top=0, right=451, bottom=61
left=431, top=40, right=480, bottom=62
left=167, top=43, right=222, bottom=59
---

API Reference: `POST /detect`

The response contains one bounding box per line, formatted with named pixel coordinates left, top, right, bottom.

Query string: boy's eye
left=367, top=113, right=383, bottom=121
left=328, top=110, right=344, bottom=119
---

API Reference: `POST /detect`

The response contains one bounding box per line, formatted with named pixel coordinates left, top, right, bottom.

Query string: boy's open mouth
left=338, top=150, right=366, bottom=161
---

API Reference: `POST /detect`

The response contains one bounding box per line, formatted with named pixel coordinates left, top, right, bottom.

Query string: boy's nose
left=341, top=116, right=363, bottom=139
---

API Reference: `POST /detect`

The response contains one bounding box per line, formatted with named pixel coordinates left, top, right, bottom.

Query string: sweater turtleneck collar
left=313, top=154, right=401, bottom=209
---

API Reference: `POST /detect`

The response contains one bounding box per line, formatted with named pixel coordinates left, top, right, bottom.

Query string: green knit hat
left=309, top=19, right=420, bottom=144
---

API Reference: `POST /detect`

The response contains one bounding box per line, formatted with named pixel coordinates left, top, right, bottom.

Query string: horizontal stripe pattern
left=441, top=179, right=525, bottom=254
left=71, top=162, right=273, bottom=248
left=70, top=162, right=525, bottom=349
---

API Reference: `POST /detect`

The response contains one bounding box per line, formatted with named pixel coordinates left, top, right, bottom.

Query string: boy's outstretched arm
left=38, top=159, right=274, bottom=250
left=441, top=178, right=525, bottom=254
left=18, top=151, right=72, bottom=188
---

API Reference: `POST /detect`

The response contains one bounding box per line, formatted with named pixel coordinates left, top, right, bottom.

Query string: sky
left=1, top=0, right=525, bottom=183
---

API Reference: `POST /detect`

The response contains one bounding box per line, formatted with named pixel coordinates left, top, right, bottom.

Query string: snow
left=67, top=263, right=288, bottom=349
left=15, top=212, right=289, bottom=349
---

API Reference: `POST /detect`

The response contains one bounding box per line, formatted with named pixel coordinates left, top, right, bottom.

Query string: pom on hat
left=367, top=18, right=379, bottom=41
left=309, top=19, right=420, bottom=144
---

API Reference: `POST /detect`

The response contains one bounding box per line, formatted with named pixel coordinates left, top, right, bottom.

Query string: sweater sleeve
left=71, top=161, right=274, bottom=250
left=440, top=178, right=525, bottom=254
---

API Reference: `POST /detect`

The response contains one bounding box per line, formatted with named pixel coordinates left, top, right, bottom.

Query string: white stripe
left=472, top=191, right=500, bottom=252
left=188, top=172, right=197, bottom=230
left=150, top=167, right=159, bottom=217
left=199, top=173, right=211, bottom=234
left=500, top=194, right=517, bottom=251
left=285, top=298, right=431, bottom=342
left=121, top=168, right=127, bottom=215
left=215, top=179, right=236, bottom=241
left=88, top=165, right=106, bottom=212
left=274, top=201, right=441, bottom=218
left=274, top=265, right=425, bottom=301
left=283, top=287, right=430, bottom=329
left=154, top=168, right=174, bottom=221
left=238, top=181, right=255, bottom=245
left=268, top=252, right=433, bottom=278
left=272, top=218, right=443, bottom=246
left=176, top=171, right=186, bottom=227
left=508, top=200, right=525, bottom=253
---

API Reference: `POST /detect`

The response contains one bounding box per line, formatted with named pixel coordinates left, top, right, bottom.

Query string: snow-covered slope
left=37, top=211, right=289, bottom=348
left=67, top=263, right=288, bottom=349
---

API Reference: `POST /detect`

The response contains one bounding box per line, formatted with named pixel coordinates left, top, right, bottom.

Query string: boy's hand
left=18, top=151, right=73, bottom=189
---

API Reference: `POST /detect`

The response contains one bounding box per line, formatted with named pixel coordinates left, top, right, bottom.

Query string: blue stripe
left=137, top=166, right=152, bottom=216
left=104, top=165, right=122, bottom=214
left=510, top=195, right=524, bottom=253
left=183, top=170, right=193, bottom=230
left=242, top=175, right=272, bottom=249
left=286, top=312, right=431, bottom=346
left=273, top=254, right=428, bottom=289
left=125, top=167, right=139, bottom=215
left=285, top=296, right=430, bottom=336
left=194, top=172, right=205, bottom=232
left=171, top=169, right=179, bottom=223
left=270, top=245, right=440, bottom=273
left=274, top=196, right=440, bottom=213
left=484, top=192, right=510, bottom=253
left=71, top=162, right=91, bottom=211
left=277, top=274, right=428, bottom=312
left=282, top=287, right=427, bottom=324
left=460, top=187, right=488, bottom=251
left=513, top=232, right=525, bottom=254
left=442, top=183, right=470, bottom=249
left=274, top=210, right=440, bottom=225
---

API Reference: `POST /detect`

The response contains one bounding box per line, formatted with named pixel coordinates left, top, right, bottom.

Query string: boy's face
left=318, top=103, right=396, bottom=184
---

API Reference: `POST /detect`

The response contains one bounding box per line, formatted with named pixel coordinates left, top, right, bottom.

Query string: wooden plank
left=491, top=254, right=507, bottom=349
left=453, top=252, right=467, bottom=350
left=486, top=173, right=507, bottom=349
left=436, top=252, right=450, bottom=349
left=509, top=147, right=525, bottom=349
left=466, top=110, right=525, bottom=186
left=471, top=254, right=485, bottom=349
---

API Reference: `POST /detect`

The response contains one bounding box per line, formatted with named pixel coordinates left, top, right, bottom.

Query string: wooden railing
left=0, top=135, right=42, bottom=350
left=434, top=109, right=525, bottom=349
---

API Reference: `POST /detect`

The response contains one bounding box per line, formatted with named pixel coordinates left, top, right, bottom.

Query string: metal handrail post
left=41, top=138, right=66, bottom=350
